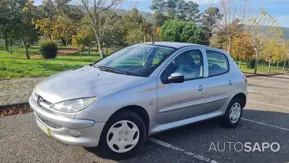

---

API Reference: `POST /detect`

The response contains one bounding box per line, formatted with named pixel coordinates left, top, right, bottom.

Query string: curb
left=245, top=73, right=285, bottom=78
left=0, top=102, right=29, bottom=110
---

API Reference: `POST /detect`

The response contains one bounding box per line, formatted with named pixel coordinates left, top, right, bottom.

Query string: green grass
left=238, top=61, right=285, bottom=74
left=0, top=46, right=40, bottom=58
left=0, top=46, right=101, bottom=79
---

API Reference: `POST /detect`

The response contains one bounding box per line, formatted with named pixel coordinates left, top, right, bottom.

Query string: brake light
left=242, top=74, right=247, bottom=83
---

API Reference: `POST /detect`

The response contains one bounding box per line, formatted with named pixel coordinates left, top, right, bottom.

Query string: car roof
left=141, top=42, right=229, bottom=55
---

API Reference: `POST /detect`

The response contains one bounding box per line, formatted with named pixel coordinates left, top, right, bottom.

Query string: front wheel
left=98, top=111, right=147, bottom=159
left=221, top=98, right=243, bottom=128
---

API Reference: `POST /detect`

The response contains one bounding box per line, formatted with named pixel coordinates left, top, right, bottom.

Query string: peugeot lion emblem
left=37, top=96, right=44, bottom=104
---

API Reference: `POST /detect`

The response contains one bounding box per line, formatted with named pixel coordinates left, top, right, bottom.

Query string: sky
left=34, top=0, right=289, bottom=27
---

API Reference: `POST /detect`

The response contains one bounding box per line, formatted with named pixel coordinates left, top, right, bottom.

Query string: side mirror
left=167, top=72, right=185, bottom=83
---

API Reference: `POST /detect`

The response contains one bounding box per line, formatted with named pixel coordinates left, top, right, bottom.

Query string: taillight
left=242, top=74, right=247, bottom=83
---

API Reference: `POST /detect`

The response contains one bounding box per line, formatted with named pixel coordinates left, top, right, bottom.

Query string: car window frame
left=206, top=50, right=230, bottom=77
left=160, top=49, right=205, bottom=84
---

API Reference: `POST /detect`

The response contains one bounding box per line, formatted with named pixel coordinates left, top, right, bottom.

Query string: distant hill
left=282, top=27, right=289, bottom=39
left=251, top=25, right=289, bottom=40
left=74, top=5, right=152, bottom=19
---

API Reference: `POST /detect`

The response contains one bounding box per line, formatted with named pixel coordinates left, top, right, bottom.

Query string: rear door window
left=206, top=50, right=229, bottom=77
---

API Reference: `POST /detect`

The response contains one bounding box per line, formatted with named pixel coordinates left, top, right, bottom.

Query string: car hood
left=34, top=66, right=143, bottom=103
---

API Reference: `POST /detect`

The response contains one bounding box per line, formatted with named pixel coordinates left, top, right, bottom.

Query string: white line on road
left=248, top=100, right=289, bottom=110
left=242, top=118, right=289, bottom=132
left=150, top=138, right=218, bottom=163
left=248, top=91, right=289, bottom=98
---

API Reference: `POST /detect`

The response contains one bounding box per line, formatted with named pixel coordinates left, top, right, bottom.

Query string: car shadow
left=84, top=109, right=289, bottom=162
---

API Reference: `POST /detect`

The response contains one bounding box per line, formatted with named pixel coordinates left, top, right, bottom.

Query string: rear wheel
left=99, top=111, right=147, bottom=159
left=221, top=98, right=243, bottom=128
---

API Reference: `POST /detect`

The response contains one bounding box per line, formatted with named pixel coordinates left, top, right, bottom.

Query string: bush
left=247, top=59, right=256, bottom=69
left=40, top=40, right=58, bottom=59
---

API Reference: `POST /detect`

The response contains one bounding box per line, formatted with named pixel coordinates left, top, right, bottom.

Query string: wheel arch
left=232, top=93, right=247, bottom=108
left=109, top=105, right=150, bottom=133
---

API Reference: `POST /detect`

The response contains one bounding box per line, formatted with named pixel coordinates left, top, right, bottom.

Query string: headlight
left=50, top=97, right=96, bottom=113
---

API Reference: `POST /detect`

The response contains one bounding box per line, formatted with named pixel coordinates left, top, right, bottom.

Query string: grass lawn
left=0, top=46, right=287, bottom=79
left=0, top=46, right=100, bottom=79
left=238, top=61, right=286, bottom=74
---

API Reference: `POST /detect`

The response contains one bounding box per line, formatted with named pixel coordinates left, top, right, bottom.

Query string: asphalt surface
left=1, top=74, right=289, bottom=163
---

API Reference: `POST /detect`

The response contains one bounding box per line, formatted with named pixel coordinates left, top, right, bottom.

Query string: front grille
left=36, top=113, right=62, bottom=129
left=33, top=93, right=52, bottom=109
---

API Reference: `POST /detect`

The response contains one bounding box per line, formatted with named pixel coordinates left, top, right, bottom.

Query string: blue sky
left=34, top=0, right=289, bottom=27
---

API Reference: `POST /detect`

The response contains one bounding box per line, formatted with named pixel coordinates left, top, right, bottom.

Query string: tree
left=0, top=0, right=38, bottom=59
left=33, top=0, right=81, bottom=44
left=123, top=8, right=149, bottom=44
left=78, top=0, right=123, bottom=59
left=152, top=11, right=167, bottom=27
left=160, top=19, right=209, bottom=45
left=201, top=7, right=223, bottom=41
left=217, top=0, right=250, bottom=54
left=150, top=0, right=201, bottom=22
left=247, top=8, right=284, bottom=74
left=230, top=32, right=254, bottom=67
left=212, top=19, right=244, bottom=51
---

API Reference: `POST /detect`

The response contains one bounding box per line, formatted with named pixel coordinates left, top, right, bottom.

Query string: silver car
left=29, top=42, right=247, bottom=158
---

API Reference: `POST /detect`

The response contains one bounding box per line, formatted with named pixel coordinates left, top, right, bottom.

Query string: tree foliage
left=151, top=0, right=201, bottom=22
left=160, top=19, right=209, bottom=45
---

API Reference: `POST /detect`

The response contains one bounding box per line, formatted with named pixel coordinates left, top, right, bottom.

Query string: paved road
left=1, top=74, right=289, bottom=163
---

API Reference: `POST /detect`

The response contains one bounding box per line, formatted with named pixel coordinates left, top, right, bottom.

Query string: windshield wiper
left=97, top=66, right=124, bottom=74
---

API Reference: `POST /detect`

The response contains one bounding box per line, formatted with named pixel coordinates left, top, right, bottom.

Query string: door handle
left=229, top=80, right=232, bottom=85
left=198, top=85, right=204, bottom=91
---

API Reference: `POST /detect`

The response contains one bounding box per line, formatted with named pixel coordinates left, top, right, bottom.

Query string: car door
left=156, top=49, right=208, bottom=124
left=203, top=50, right=233, bottom=112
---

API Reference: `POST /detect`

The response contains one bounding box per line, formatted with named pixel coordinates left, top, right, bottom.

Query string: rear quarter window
left=206, top=50, right=229, bottom=77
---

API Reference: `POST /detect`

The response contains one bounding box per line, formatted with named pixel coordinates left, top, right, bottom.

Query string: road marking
left=248, top=91, right=289, bottom=98
left=248, top=100, right=289, bottom=110
left=242, top=118, right=289, bottom=131
left=150, top=138, right=218, bottom=163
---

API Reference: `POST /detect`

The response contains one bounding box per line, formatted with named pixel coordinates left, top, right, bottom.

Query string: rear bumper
left=29, top=96, right=105, bottom=147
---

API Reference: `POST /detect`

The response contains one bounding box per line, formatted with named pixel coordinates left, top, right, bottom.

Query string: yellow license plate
left=46, top=127, right=51, bottom=136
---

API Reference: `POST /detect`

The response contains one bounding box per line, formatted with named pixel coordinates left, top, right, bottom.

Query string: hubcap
left=229, top=103, right=241, bottom=124
left=106, top=120, right=140, bottom=153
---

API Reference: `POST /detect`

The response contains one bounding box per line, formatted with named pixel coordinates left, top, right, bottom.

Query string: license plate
left=46, top=127, right=51, bottom=137
left=36, top=116, right=51, bottom=137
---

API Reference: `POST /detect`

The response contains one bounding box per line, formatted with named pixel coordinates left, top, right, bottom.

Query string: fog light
left=69, top=130, right=81, bottom=137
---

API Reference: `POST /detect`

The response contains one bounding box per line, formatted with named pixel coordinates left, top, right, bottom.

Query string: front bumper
left=29, top=96, right=105, bottom=147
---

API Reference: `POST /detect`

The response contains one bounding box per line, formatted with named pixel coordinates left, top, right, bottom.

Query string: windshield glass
left=94, top=44, right=175, bottom=77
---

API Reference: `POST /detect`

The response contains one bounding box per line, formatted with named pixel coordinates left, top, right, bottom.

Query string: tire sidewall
left=99, top=111, right=147, bottom=159
left=223, top=98, right=243, bottom=128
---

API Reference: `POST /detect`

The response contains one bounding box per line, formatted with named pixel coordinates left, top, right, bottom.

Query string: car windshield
left=94, top=44, right=175, bottom=77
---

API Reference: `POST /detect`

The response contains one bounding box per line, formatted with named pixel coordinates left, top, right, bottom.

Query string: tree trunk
left=283, top=60, right=286, bottom=72
left=21, top=39, right=30, bottom=59
left=97, top=38, right=104, bottom=59
left=254, top=51, right=258, bottom=74
left=106, top=44, right=109, bottom=56
left=9, top=38, right=13, bottom=47
left=268, top=59, right=271, bottom=74
left=238, top=60, right=241, bottom=68
left=227, top=36, right=233, bottom=54
left=61, top=39, right=66, bottom=46
left=5, top=36, right=8, bottom=51
left=88, top=46, right=91, bottom=56
left=277, top=61, right=279, bottom=73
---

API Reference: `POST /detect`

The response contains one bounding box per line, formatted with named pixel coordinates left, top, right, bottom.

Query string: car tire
left=221, top=98, right=243, bottom=128
left=98, top=111, right=147, bottom=159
